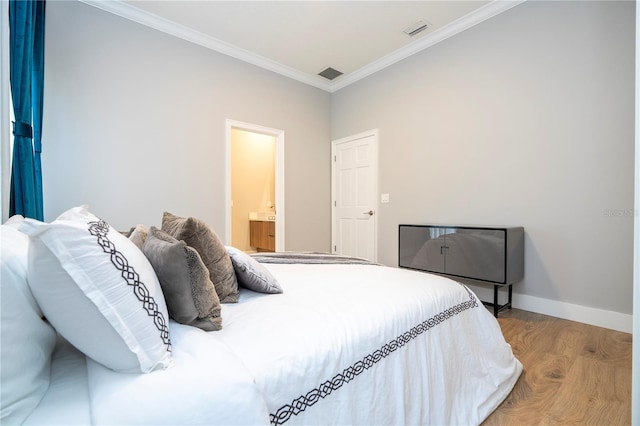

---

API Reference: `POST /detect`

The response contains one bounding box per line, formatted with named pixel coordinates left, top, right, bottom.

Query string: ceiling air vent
left=318, top=67, right=343, bottom=81
left=403, top=20, right=428, bottom=37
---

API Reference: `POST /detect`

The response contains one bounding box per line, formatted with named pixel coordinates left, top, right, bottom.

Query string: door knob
left=363, top=210, right=374, bottom=216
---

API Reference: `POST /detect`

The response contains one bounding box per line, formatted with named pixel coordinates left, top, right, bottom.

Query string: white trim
left=225, top=119, right=285, bottom=252
left=331, top=129, right=379, bottom=262
left=468, top=284, right=632, bottom=333
left=78, top=0, right=525, bottom=93
left=1, top=0, right=10, bottom=222
left=513, top=293, right=633, bottom=334
left=78, top=0, right=331, bottom=92
left=330, top=0, right=526, bottom=92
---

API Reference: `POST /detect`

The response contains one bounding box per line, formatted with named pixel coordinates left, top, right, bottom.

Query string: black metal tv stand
left=481, top=284, right=513, bottom=317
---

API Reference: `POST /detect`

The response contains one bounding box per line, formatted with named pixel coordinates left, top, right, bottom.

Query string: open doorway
left=225, top=120, right=284, bottom=252
left=230, top=129, right=275, bottom=251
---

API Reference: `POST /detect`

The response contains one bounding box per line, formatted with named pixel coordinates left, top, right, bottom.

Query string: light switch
left=380, top=193, right=390, bottom=204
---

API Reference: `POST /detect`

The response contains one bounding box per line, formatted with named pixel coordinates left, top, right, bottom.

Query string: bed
left=1, top=207, right=522, bottom=426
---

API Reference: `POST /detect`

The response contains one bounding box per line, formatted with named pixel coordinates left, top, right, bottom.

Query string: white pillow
left=1, top=222, right=57, bottom=424
left=3, top=214, right=25, bottom=229
left=20, top=206, right=172, bottom=373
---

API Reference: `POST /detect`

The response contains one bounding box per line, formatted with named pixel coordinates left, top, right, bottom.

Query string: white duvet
left=216, top=263, right=521, bottom=425
left=27, top=263, right=521, bottom=425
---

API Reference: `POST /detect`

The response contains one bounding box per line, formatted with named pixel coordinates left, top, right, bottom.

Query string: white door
left=331, top=130, right=378, bottom=261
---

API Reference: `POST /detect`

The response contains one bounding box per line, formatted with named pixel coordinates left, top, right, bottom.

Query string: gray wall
left=332, top=1, right=635, bottom=314
left=41, top=1, right=635, bottom=316
left=42, top=1, right=331, bottom=252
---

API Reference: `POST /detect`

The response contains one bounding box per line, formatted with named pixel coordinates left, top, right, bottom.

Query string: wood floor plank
left=482, top=308, right=632, bottom=426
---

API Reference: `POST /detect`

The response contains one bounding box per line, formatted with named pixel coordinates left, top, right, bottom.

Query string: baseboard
left=466, top=284, right=633, bottom=333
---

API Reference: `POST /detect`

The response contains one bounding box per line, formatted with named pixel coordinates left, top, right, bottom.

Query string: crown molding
left=78, top=0, right=332, bottom=91
left=79, top=0, right=525, bottom=93
left=329, top=0, right=526, bottom=92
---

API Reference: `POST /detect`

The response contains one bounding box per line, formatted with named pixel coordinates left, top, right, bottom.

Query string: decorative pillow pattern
left=143, top=227, right=222, bottom=331
left=1, top=223, right=57, bottom=424
left=226, top=246, right=283, bottom=294
left=20, top=206, right=172, bottom=373
left=161, top=212, right=239, bottom=303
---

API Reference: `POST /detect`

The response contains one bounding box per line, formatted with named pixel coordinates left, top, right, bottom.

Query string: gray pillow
left=143, top=226, right=222, bottom=331
left=162, top=212, right=239, bottom=303
left=226, top=246, right=283, bottom=294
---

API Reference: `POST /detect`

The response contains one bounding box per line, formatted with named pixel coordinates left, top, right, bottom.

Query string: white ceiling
left=82, top=0, right=524, bottom=92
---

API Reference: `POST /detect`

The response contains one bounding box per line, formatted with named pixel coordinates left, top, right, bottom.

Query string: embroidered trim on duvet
left=269, top=284, right=478, bottom=425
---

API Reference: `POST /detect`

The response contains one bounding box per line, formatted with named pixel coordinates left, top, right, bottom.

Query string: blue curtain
left=9, top=0, right=45, bottom=220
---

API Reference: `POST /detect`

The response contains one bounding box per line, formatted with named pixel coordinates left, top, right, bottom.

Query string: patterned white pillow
left=20, top=206, right=172, bottom=373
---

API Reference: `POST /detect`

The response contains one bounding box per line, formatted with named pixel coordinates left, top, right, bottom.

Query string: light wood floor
left=482, top=308, right=633, bottom=425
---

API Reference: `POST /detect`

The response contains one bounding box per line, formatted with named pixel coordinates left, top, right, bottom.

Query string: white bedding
left=215, top=263, right=521, bottom=425
left=87, top=322, right=270, bottom=425
left=26, top=262, right=521, bottom=426
left=23, top=335, right=91, bottom=426
left=25, top=322, right=271, bottom=425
